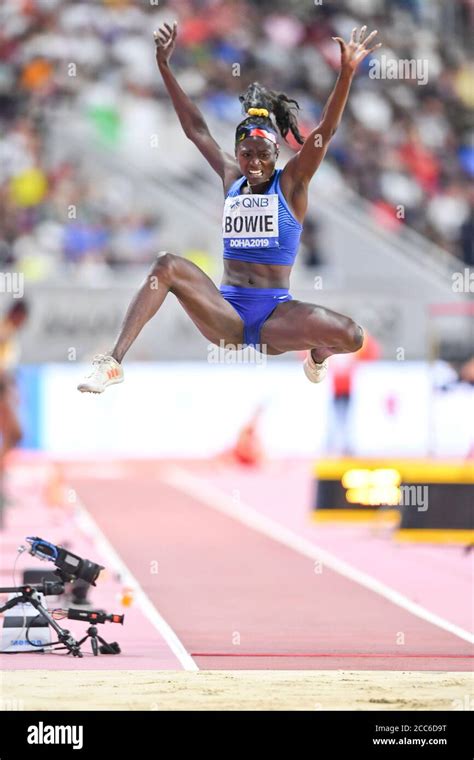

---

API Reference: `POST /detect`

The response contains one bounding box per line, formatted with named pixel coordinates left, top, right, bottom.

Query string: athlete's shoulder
left=269, top=168, right=284, bottom=193
left=273, top=167, right=285, bottom=185
left=225, top=175, right=245, bottom=198
left=275, top=167, right=304, bottom=226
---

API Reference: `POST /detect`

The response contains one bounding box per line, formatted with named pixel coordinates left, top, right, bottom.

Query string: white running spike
left=303, top=353, right=328, bottom=384
left=77, top=354, right=124, bottom=394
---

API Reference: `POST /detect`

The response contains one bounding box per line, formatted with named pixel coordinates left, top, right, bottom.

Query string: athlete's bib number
left=223, top=194, right=279, bottom=247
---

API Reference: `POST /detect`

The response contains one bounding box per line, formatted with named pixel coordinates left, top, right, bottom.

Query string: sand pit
left=1, top=669, right=472, bottom=711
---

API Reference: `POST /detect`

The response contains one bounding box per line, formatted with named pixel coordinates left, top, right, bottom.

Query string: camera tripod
left=72, top=625, right=121, bottom=656
left=0, top=583, right=83, bottom=657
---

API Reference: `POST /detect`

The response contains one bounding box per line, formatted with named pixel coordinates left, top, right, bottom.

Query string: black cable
left=25, top=614, right=60, bottom=648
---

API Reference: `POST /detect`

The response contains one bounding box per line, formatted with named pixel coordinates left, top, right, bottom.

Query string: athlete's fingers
left=153, top=29, right=167, bottom=45
left=362, top=30, right=378, bottom=48
left=354, top=42, right=381, bottom=64
left=359, top=25, right=367, bottom=43
left=360, top=42, right=382, bottom=57
left=164, top=21, right=177, bottom=40
left=332, top=36, right=346, bottom=52
left=157, top=24, right=170, bottom=39
left=350, top=27, right=357, bottom=44
left=365, top=42, right=382, bottom=54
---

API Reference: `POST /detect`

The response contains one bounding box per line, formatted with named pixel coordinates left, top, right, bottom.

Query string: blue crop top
left=222, top=169, right=302, bottom=266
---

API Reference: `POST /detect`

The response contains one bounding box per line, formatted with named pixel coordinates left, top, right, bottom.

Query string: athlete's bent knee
left=150, top=251, right=177, bottom=284
left=347, top=321, right=364, bottom=352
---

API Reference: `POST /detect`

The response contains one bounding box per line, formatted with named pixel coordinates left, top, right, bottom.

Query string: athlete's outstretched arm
left=154, top=22, right=239, bottom=187
left=284, top=26, right=381, bottom=186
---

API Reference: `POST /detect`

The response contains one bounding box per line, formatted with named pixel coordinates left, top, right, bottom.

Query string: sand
left=1, top=669, right=473, bottom=711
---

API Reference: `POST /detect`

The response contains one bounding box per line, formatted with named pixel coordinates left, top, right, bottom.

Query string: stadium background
left=0, top=0, right=473, bottom=714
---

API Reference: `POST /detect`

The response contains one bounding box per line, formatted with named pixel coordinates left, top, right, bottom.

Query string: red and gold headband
left=236, top=109, right=280, bottom=148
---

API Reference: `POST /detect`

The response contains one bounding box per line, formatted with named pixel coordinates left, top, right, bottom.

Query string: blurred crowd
left=0, top=0, right=473, bottom=282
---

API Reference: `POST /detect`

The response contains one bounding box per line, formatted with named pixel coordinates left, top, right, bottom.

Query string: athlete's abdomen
left=221, top=258, right=292, bottom=289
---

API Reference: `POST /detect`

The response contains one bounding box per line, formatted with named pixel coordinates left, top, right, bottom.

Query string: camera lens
left=79, top=560, right=104, bottom=585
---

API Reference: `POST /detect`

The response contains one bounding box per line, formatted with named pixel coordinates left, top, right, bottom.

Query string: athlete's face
left=235, top=137, right=279, bottom=187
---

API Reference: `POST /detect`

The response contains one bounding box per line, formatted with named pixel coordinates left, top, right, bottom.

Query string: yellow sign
left=342, top=468, right=401, bottom=506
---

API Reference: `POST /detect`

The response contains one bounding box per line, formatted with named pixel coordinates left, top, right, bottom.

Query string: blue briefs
left=220, top=285, right=292, bottom=350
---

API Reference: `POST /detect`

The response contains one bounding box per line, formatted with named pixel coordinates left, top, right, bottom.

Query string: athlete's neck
left=245, top=170, right=275, bottom=194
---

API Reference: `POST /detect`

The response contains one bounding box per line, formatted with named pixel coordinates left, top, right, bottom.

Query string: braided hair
left=236, top=82, right=305, bottom=147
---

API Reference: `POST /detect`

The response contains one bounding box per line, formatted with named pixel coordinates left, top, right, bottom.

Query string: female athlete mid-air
left=78, top=23, right=381, bottom=394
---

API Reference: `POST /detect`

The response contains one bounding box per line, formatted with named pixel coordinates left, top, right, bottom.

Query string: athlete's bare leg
left=260, top=300, right=364, bottom=360
left=0, top=393, right=22, bottom=469
left=111, top=252, right=244, bottom=362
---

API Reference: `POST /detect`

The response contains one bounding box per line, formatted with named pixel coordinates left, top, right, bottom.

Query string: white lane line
left=163, top=467, right=474, bottom=647
left=72, top=491, right=198, bottom=671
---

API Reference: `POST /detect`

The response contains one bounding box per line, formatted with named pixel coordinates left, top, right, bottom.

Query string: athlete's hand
left=332, top=26, right=381, bottom=73
left=154, top=21, right=177, bottom=68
